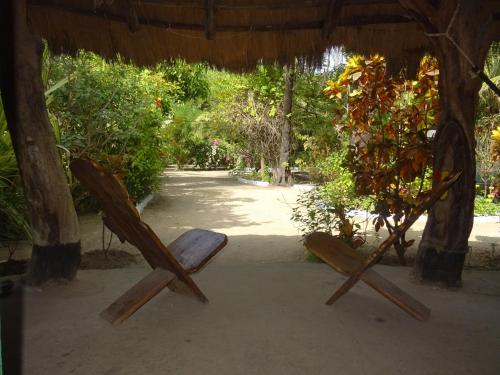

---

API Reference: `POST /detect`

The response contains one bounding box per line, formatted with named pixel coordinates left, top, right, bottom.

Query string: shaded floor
left=18, top=263, right=500, bottom=375
left=3, top=170, right=500, bottom=374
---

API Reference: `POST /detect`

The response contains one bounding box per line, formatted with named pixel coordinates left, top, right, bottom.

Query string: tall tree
left=273, top=63, right=296, bottom=185
left=0, top=0, right=81, bottom=285
left=398, top=0, right=494, bottom=286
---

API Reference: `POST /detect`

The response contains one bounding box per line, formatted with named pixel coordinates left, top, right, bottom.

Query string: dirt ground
left=3, top=170, right=500, bottom=374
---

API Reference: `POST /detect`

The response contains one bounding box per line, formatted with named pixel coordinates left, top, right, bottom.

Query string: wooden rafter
left=322, top=0, right=344, bottom=39
left=29, top=2, right=423, bottom=33
left=130, top=0, right=399, bottom=9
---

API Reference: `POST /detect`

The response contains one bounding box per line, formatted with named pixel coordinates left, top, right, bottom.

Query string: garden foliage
left=324, top=55, right=439, bottom=263
left=47, top=52, right=183, bottom=209
left=0, top=102, right=31, bottom=243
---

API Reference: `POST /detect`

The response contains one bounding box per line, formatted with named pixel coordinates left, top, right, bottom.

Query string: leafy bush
left=324, top=55, right=438, bottom=264
left=292, top=188, right=366, bottom=250
left=157, top=59, right=209, bottom=102
left=474, top=195, right=500, bottom=216
left=0, top=103, right=31, bottom=243
left=291, top=152, right=369, bottom=246
left=47, top=52, right=182, bottom=207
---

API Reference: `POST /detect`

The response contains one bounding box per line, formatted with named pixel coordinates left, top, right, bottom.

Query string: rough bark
left=273, top=64, right=295, bottom=185
left=0, top=0, right=81, bottom=285
left=398, top=0, right=494, bottom=286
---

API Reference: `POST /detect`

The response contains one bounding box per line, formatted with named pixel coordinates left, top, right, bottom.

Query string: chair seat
left=304, top=232, right=365, bottom=276
left=167, top=229, right=227, bottom=273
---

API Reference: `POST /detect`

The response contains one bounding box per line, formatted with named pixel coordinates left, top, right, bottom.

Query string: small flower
left=211, top=139, right=220, bottom=146
left=154, top=98, right=162, bottom=106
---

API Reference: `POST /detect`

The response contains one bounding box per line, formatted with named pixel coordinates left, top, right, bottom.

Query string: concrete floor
left=16, top=263, right=500, bottom=375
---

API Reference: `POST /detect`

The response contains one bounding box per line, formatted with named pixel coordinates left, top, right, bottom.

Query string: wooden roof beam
left=28, top=3, right=431, bottom=32
left=322, top=0, right=345, bottom=39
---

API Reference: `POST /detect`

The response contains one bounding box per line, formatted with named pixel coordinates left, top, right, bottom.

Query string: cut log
left=0, top=0, right=81, bottom=285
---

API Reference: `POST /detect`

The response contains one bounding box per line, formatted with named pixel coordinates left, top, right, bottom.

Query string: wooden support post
left=398, top=0, right=495, bottom=286
left=322, top=0, right=344, bottom=39
left=205, top=0, right=215, bottom=40
left=273, top=63, right=295, bottom=186
left=125, top=0, right=140, bottom=33
left=0, top=0, right=81, bottom=285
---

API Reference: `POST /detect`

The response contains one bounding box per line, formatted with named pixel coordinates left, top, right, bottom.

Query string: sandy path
left=79, top=169, right=499, bottom=266
left=4, top=169, right=499, bottom=266
left=80, top=169, right=305, bottom=264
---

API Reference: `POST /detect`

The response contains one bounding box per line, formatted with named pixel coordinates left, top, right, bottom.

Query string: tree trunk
left=398, top=0, right=494, bottom=286
left=0, top=0, right=81, bottom=285
left=273, top=64, right=295, bottom=185
left=259, top=155, right=266, bottom=179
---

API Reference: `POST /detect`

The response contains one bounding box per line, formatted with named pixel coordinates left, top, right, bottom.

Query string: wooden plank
left=357, top=268, right=431, bottom=321
left=168, top=229, right=227, bottom=273
left=304, top=232, right=364, bottom=275
left=100, top=268, right=176, bottom=325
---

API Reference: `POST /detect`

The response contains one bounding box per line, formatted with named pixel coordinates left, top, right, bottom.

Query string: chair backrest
left=70, top=158, right=187, bottom=277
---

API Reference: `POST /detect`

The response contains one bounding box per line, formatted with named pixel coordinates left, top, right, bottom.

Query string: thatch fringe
left=27, top=0, right=500, bottom=73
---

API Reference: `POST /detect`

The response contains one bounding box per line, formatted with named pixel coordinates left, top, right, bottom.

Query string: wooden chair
left=70, top=158, right=227, bottom=325
left=304, top=172, right=461, bottom=321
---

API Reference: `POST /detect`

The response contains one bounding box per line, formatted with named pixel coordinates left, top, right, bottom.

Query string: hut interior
left=0, top=0, right=499, bottom=286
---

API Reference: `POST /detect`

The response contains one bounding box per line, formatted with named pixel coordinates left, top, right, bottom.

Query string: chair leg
left=325, top=268, right=431, bottom=321
left=168, top=277, right=209, bottom=303
left=361, top=268, right=430, bottom=321
left=100, top=267, right=176, bottom=325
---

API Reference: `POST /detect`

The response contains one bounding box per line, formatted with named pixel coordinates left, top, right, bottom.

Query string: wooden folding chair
left=304, top=172, right=461, bottom=321
left=70, top=158, right=227, bottom=325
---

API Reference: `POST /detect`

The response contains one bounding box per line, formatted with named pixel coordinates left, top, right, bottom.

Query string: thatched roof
left=28, top=0, right=500, bottom=73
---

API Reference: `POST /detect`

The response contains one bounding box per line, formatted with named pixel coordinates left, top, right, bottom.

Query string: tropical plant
left=226, top=91, right=284, bottom=175
left=0, top=102, right=31, bottom=244
left=324, top=55, right=439, bottom=264
left=474, top=195, right=500, bottom=216
left=157, top=59, right=210, bottom=102
left=292, top=188, right=366, bottom=249
left=476, top=117, right=500, bottom=196
left=47, top=52, right=182, bottom=208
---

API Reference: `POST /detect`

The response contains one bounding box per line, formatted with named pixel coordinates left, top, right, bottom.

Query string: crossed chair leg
left=100, top=268, right=208, bottom=325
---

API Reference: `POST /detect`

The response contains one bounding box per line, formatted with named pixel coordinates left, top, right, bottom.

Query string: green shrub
left=475, top=195, right=500, bottom=216
left=157, top=59, right=209, bottom=102
left=0, top=103, right=30, bottom=242
left=47, top=52, right=181, bottom=207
